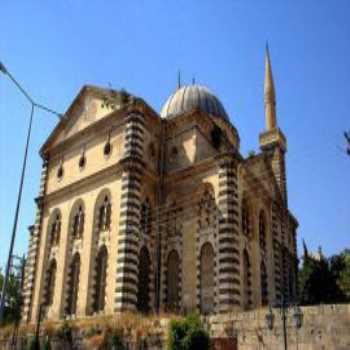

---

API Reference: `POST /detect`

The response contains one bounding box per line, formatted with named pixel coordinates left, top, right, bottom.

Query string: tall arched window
left=98, top=196, right=111, bottom=231
left=259, top=211, right=267, bottom=252
left=243, top=249, right=252, bottom=309
left=241, top=198, right=250, bottom=237
left=167, top=200, right=182, bottom=238
left=200, top=243, right=215, bottom=314
left=44, top=259, right=57, bottom=306
left=260, top=261, right=268, bottom=306
left=198, top=189, right=216, bottom=230
left=66, top=253, right=80, bottom=315
left=50, top=214, right=61, bottom=246
left=72, top=205, right=84, bottom=239
left=93, top=246, right=108, bottom=313
left=166, top=250, right=180, bottom=312
left=136, top=246, right=151, bottom=313
left=140, top=198, right=151, bottom=236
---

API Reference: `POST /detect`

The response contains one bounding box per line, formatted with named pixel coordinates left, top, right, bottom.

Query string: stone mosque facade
left=22, top=49, right=298, bottom=323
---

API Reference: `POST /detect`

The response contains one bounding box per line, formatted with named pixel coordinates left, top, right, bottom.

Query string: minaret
left=259, top=45, right=288, bottom=205
left=264, top=44, right=277, bottom=130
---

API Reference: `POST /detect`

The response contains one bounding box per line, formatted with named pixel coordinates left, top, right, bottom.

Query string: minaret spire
left=264, top=43, right=277, bottom=130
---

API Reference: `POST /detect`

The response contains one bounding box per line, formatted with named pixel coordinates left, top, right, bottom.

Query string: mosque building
left=22, top=48, right=298, bottom=322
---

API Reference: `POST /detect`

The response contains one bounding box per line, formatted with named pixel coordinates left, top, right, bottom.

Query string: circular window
left=104, top=141, right=111, bottom=156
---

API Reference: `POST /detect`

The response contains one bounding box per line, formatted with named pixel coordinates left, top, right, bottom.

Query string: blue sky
left=0, top=1, right=349, bottom=267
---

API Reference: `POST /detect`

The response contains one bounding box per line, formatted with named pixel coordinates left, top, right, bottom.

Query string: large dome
left=160, top=84, right=229, bottom=121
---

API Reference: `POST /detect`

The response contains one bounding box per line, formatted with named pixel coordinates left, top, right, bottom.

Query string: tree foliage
left=299, top=246, right=350, bottom=305
left=0, top=269, right=23, bottom=325
left=168, top=313, right=210, bottom=350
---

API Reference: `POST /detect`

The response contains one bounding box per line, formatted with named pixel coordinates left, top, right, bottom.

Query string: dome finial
left=177, top=70, right=181, bottom=90
left=192, top=76, right=196, bottom=85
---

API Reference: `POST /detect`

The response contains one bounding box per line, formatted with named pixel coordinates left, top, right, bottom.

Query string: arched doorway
left=200, top=243, right=215, bottom=314
left=137, top=246, right=151, bottom=313
left=66, top=253, right=80, bottom=315
left=93, top=246, right=108, bottom=312
left=166, top=250, right=180, bottom=312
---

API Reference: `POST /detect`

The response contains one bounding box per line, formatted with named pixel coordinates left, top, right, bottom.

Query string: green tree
left=168, top=313, right=209, bottom=350
left=330, top=249, right=350, bottom=300
left=299, top=244, right=349, bottom=305
left=0, top=269, right=23, bottom=325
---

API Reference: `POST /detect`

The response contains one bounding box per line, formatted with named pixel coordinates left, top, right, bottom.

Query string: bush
left=167, top=313, right=209, bottom=350
left=56, top=320, right=73, bottom=345
left=27, top=336, right=40, bottom=350
left=42, top=336, right=51, bottom=350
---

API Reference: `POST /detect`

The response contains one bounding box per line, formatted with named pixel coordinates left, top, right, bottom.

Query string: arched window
left=98, top=196, right=111, bottom=231
left=44, top=260, right=57, bottom=306
left=140, top=198, right=151, bottom=236
left=72, top=206, right=84, bottom=239
left=49, top=214, right=61, bottom=246
left=66, top=253, right=80, bottom=315
left=259, top=211, right=267, bottom=252
left=136, top=246, right=151, bottom=313
left=241, top=198, right=250, bottom=237
left=200, top=243, right=215, bottom=314
left=93, top=246, right=108, bottom=313
left=166, top=250, right=180, bottom=312
left=198, top=188, right=216, bottom=230
left=167, top=200, right=182, bottom=238
left=260, top=261, right=268, bottom=306
left=243, top=249, right=252, bottom=309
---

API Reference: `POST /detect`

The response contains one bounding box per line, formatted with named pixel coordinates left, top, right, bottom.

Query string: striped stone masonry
left=22, top=159, right=48, bottom=322
left=114, top=112, right=145, bottom=312
left=271, top=203, right=281, bottom=301
left=271, top=146, right=287, bottom=207
left=280, top=213, right=289, bottom=299
left=216, top=157, right=241, bottom=312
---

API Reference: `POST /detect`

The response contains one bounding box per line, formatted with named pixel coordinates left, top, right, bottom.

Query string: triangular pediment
left=41, top=85, right=125, bottom=154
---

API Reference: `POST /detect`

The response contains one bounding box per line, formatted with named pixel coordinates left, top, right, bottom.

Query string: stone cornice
left=44, top=160, right=127, bottom=204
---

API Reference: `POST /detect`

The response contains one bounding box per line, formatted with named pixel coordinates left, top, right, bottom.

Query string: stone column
left=216, top=156, right=241, bottom=312
left=114, top=112, right=145, bottom=312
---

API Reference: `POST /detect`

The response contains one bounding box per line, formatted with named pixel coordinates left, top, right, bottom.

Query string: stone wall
left=207, top=304, right=350, bottom=350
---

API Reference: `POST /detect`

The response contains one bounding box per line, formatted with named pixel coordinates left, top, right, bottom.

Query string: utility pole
left=281, top=294, right=288, bottom=350
left=0, top=60, right=62, bottom=324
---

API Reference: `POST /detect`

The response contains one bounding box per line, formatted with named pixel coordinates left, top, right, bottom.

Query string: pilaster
left=216, top=156, right=241, bottom=312
left=114, top=112, right=145, bottom=312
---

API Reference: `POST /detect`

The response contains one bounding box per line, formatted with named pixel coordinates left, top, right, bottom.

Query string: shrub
left=42, top=336, right=51, bottom=350
left=108, top=328, right=126, bottom=350
left=56, top=320, right=73, bottom=345
left=27, top=336, right=40, bottom=350
left=167, top=313, right=209, bottom=350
